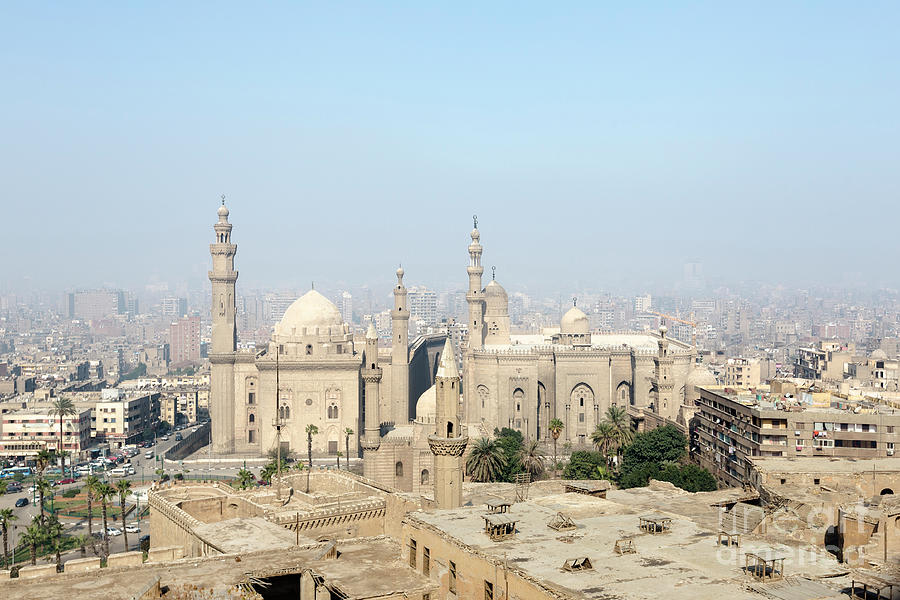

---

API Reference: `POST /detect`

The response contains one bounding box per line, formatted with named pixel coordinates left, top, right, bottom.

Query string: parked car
left=57, top=478, right=77, bottom=485
left=6, top=482, right=22, bottom=493
left=106, top=527, right=122, bottom=536
left=125, top=524, right=140, bottom=534
left=145, top=451, right=154, bottom=459
left=15, top=498, right=29, bottom=507
left=174, top=433, right=183, bottom=441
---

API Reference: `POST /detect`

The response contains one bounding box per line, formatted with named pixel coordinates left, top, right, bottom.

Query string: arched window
left=280, top=405, right=290, bottom=420
left=447, top=421, right=454, bottom=437
left=248, top=413, right=255, bottom=423
left=513, top=389, right=524, bottom=414
left=305, top=344, right=313, bottom=355
left=421, top=469, right=430, bottom=485
left=477, top=385, right=490, bottom=410
left=395, top=461, right=404, bottom=477
left=327, top=404, right=339, bottom=420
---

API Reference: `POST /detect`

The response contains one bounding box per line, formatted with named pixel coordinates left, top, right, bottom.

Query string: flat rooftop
left=410, top=491, right=845, bottom=600
left=0, top=538, right=430, bottom=600
left=749, top=456, right=900, bottom=474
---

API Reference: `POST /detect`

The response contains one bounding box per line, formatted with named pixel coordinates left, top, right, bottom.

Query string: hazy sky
left=2, top=2, right=899, bottom=295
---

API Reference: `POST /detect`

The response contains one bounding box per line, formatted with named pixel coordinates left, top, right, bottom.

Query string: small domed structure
left=871, top=349, right=888, bottom=360
left=415, top=385, right=436, bottom=425
left=484, top=279, right=508, bottom=305
left=685, top=364, right=717, bottom=403
left=561, top=306, right=589, bottom=335
left=276, top=290, right=343, bottom=336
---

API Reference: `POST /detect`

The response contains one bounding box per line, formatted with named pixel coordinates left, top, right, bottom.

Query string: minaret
left=655, top=325, right=674, bottom=416
left=209, top=197, right=238, bottom=454
left=466, top=217, right=485, bottom=351
left=391, top=266, right=410, bottom=424
left=361, top=322, right=382, bottom=478
left=428, top=338, right=468, bottom=509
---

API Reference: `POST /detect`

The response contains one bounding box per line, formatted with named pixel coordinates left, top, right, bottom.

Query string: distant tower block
left=428, top=338, right=468, bottom=509
left=391, top=266, right=410, bottom=424
left=209, top=197, right=238, bottom=454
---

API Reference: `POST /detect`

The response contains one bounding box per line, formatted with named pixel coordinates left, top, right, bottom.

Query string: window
left=579, top=413, right=584, bottom=423
left=408, top=539, right=417, bottom=568
left=248, top=392, right=255, bottom=405
left=248, top=414, right=255, bottom=423
left=327, top=404, right=339, bottom=420
left=423, top=547, right=430, bottom=576
left=248, top=430, right=255, bottom=443
left=420, top=469, right=429, bottom=485
left=396, top=461, right=404, bottom=477
left=484, top=580, right=494, bottom=600
left=814, top=478, right=820, bottom=485
left=449, top=561, right=457, bottom=593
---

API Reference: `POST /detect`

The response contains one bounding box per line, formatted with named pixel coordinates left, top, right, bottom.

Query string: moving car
left=125, top=524, right=140, bottom=533
left=106, top=527, right=122, bottom=536
left=58, top=478, right=77, bottom=485
left=6, top=482, right=22, bottom=493
left=15, top=497, right=29, bottom=507
left=145, top=451, right=154, bottom=459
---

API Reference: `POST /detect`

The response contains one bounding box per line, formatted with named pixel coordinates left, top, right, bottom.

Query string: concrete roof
left=409, top=490, right=844, bottom=600
left=193, top=516, right=302, bottom=553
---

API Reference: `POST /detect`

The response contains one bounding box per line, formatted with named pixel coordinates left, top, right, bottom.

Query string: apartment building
left=161, top=392, right=199, bottom=426
left=693, top=386, right=900, bottom=488
left=794, top=341, right=855, bottom=381
left=94, top=392, right=157, bottom=448
left=0, top=407, right=93, bottom=460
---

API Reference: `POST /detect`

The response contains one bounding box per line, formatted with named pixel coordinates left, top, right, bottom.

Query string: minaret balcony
left=428, top=435, right=469, bottom=457
left=360, top=437, right=381, bottom=451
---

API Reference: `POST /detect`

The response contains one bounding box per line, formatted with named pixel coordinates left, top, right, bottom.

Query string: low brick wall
left=107, top=551, right=144, bottom=568
left=65, top=557, right=102, bottom=573
left=18, top=564, right=57, bottom=579
left=147, top=546, right=184, bottom=562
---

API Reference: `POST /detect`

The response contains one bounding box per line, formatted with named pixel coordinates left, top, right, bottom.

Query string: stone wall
left=165, top=421, right=211, bottom=461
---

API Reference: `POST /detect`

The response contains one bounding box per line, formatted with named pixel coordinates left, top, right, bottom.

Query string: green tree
left=75, top=533, right=92, bottom=557
left=236, top=468, right=254, bottom=490
left=465, top=438, right=506, bottom=482
left=45, top=515, right=64, bottom=570
left=518, top=439, right=544, bottom=479
left=116, top=479, right=132, bottom=550
left=620, top=424, right=687, bottom=480
left=590, top=422, right=616, bottom=458
left=49, top=398, right=77, bottom=475
left=604, top=405, right=635, bottom=458
left=562, top=451, right=605, bottom=480
left=336, top=451, right=342, bottom=469
left=96, top=483, right=116, bottom=557
left=35, top=477, right=52, bottom=523
left=83, top=475, right=101, bottom=539
left=21, top=524, right=43, bottom=565
left=305, top=424, right=319, bottom=493
left=35, top=449, right=53, bottom=476
left=344, top=428, right=354, bottom=468
left=548, top=418, right=564, bottom=478
left=0, top=508, right=17, bottom=567
left=493, top=428, right=524, bottom=482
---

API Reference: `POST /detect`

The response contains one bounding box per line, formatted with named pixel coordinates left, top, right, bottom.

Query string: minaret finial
left=492, top=266, right=496, bottom=281
left=221, top=194, right=226, bottom=205
left=311, top=281, right=315, bottom=290
left=573, top=297, right=577, bottom=307
left=473, top=214, right=478, bottom=229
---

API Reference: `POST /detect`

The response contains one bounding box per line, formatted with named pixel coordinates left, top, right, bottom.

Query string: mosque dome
left=415, top=385, right=436, bottom=424
left=217, top=203, right=229, bottom=219
left=484, top=279, right=508, bottom=311
left=871, top=349, right=888, bottom=360
left=686, top=365, right=717, bottom=387
left=560, top=305, right=589, bottom=335
left=276, top=290, right=343, bottom=335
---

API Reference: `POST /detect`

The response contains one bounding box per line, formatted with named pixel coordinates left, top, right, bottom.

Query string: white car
left=125, top=524, right=140, bottom=534
left=106, top=527, right=122, bottom=536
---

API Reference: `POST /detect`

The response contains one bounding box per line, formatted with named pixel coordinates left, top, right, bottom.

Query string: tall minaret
left=361, top=322, right=382, bottom=478
left=428, top=338, right=468, bottom=509
left=466, top=217, right=485, bottom=351
left=655, top=325, right=674, bottom=416
left=391, top=266, right=410, bottom=424
left=209, top=198, right=238, bottom=454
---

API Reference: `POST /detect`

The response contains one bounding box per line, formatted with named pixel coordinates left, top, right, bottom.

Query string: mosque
left=208, top=202, right=712, bottom=493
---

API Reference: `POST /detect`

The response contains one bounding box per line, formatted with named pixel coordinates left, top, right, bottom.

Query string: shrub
left=563, top=451, right=605, bottom=479
left=62, top=488, right=78, bottom=498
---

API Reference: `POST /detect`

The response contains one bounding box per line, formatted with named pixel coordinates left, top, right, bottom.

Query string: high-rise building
left=170, top=315, right=201, bottom=365
left=161, top=297, right=188, bottom=317
left=634, top=294, right=652, bottom=314
left=68, top=289, right=122, bottom=322
left=408, top=286, right=438, bottom=326
left=340, top=291, right=353, bottom=325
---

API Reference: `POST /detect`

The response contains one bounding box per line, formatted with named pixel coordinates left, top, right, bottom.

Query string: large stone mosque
left=208, top=202, right=708, bottom=495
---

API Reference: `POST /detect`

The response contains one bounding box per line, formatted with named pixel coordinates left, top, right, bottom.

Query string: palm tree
left=236, top=468, right=254, bottom=490
left=45, top=515, right=63, bottom=571
left=49, top=398, right=77, bottom=475
left=116, top=480, right=132, bottom=550
left=21, top=524, right=43, bottom=565
left=466, top=438, right=506, bottom=482
left=35, top=449, right=53, bottom=477
left=57, top=451, right=71, bottom=479
left=518, top=439, right=545, bottom=479
left=336, top=451, right=342, bottom=469
left=305, top=424, right=319, bottom=493
left=96, top=483, right=116, bottom=557
left=604, top=405, right=634, bottom=459
left=0, top=508, right=17, bottom=567
left=75, top=533, right=92, bottom=557
left=260, top=462, right=277, bottom=484
left=548, top=418, right=564, bottom=478
left=590, top=422, right=617, bottom=458
left=35, top=477, right=52, bottom=523
left=83, top=475, right=101, bottom=538
left=344, top=428, right=354, bottom=468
